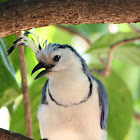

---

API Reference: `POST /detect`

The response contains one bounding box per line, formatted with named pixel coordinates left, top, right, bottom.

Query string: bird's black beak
left=31, top=62, right=54, bottom=80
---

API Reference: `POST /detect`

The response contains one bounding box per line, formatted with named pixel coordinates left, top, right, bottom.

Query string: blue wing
left=91, top=75, right=108, bottom=130
left=40, top=80, right=49, bottom=104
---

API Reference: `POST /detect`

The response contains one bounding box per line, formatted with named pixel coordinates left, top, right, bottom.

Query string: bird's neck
left=48, top=65, right=90, bottom=105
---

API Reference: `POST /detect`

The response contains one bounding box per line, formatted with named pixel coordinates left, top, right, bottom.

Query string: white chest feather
left=38, top=77, right=107, bottom=140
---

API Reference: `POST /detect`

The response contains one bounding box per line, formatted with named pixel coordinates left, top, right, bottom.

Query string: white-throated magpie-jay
left=8, top=32, right=108, bottom=140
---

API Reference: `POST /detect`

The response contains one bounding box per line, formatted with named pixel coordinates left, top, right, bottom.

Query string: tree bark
left=0, top=128, right=33, bottom=140
left=0, top=0, right=140, bottom=38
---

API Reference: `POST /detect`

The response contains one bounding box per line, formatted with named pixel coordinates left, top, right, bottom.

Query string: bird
left=8, top=32, right=108, bottom=140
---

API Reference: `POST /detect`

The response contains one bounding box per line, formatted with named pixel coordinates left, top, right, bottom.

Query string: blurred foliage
left=97, top=71, right=133, bottom=140
left=87, top=33, right=140, bottom=69
left=0, top=0, right=7, bottom=3
left=0, top=39, right=20, bottom=107
left=0, top=23, right=140, bottom=140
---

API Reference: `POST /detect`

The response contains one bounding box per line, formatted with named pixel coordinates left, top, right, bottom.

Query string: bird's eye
left=53, top=55, right=61, bottom=62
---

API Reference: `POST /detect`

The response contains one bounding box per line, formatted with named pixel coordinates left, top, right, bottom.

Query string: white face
left=35, top=46, right=77, bottom=74
left=32, top=44, right=83, bottom=79
left=51, top=49, right=73, bottom=72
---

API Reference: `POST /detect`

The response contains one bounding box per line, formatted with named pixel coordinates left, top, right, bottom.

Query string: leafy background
left=0, top=23, right=140, bottom=140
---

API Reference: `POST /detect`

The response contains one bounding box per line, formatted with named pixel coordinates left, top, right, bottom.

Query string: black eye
left=53, top=55, right=61, bottom=62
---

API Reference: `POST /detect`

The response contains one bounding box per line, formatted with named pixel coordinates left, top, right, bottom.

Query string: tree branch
left=89, top=69, right=104, bottom=75
left=134, top=112, right=140, bottom=124
left=103, top=37, right=140, bottom=77
left=17, top=32, right=33, bottom=138
left=0, top=128, right=33, bottom=140
left=0, top=0, right=140, bottom=38
left=129, top=23, right=140, bottom=34
left=55, top=25, right=91, bottom=46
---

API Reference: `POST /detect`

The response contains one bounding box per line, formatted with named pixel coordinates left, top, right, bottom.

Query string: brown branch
left=17, top=32, right=32, bottom=138
left=89, top=69, right=104, bottom=75
left=0, top=0, right=140, bottom=38
left=134, top=112, right=140, bottom=124
left=129, top=23, right=140, bottom=34
left=55, top=25, right=91, bottom=46
left=103, top=37, right=140, bottom=77
left=0, top=128, right=33, bottom=140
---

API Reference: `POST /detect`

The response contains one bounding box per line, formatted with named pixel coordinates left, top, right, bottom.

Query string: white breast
left=37, top=80, right=107, bottom=140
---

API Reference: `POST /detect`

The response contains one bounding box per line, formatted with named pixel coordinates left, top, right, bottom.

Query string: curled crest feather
left=7, top=32, right=55, bottom=56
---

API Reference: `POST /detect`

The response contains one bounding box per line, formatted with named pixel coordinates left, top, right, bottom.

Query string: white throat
left=48, top=63, right=90, bottom=105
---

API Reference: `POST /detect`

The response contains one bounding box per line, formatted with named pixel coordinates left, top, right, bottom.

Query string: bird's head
left=7, top=32, right=89, bottom=80
left=32, top=43, right=83, bottom=79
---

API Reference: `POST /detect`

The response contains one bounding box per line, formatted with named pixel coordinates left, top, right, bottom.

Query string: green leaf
left=89, top=45, right=140, bottom=67
left=9, top=96, right=25, bottom=134
left=134, top=99, right=140, bottom=114
left=0, top=39, right=20, bottom=107
left=124, top=119, right=140, bottom=140
left=2, top=34, right=19, bottom=72
left=111, top=60, right=140, bottom=100
left=94, top=71, right=133, bottom=140
left=87, top=33, right=137, bottom=52
left=0, top=0, right=7, bottom=2
left=86, top=33, right=140, bottom=67
left=114, top=46, right=140, bottom=66
left=0, top=38, right=15, bottom=76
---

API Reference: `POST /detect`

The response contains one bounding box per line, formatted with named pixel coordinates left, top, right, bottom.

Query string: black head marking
left=7, top=43, right=25, bottom=55
left=24, top=31, right=30, bottom=35
left=57, top=44, right=90, bottom=76
left=13, top=37, right=22, bottom=44
left=7, top=45, right=15, bottom=55
left=38, top=44, right=41, bottom=50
